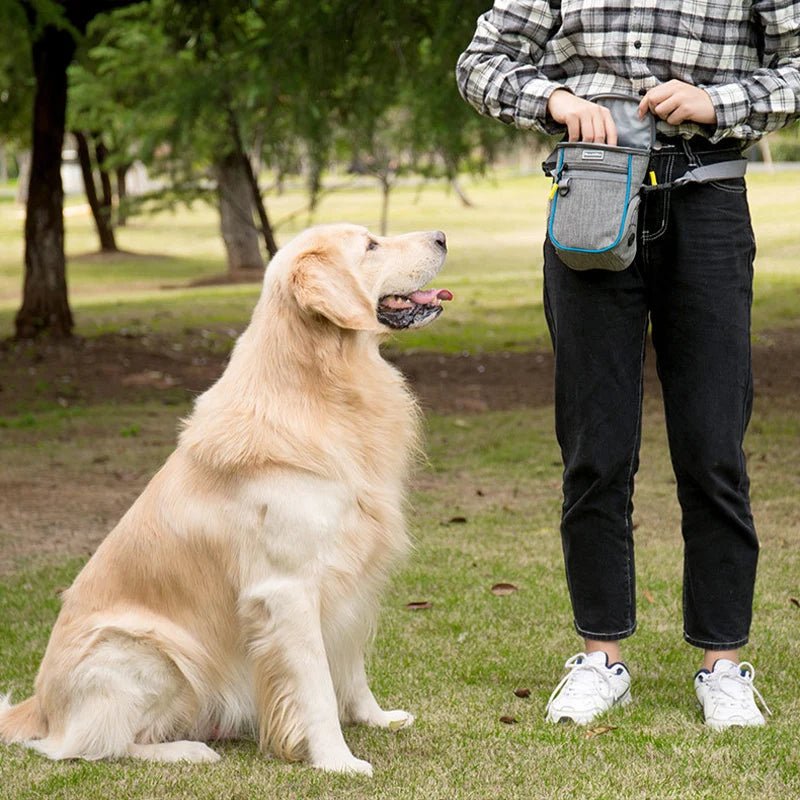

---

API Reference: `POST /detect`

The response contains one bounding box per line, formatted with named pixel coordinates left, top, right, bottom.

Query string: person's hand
left=547, top=89, right=618, bottom=145
left=638, top=80, right=717, bottom=126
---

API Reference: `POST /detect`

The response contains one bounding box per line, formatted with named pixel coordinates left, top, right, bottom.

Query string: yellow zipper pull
left=649, top=170, right=658, bottom=186
left=549, top=181, right=559, bottom=200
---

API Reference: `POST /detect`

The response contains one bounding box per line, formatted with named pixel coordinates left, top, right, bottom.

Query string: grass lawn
left=1, top=400, right=799, bottom=799
left=1, top=172, right=799, bottom=798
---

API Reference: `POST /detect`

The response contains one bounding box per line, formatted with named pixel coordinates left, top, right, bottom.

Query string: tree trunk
left=758, top=138, right=773, bottom=169
left=226, top=109, right=278, bottom=258
left=74, top=130, right=117, bottom=252
left=115, top=163, right=129, bottom=226
left=450, top=177, right=474, bottom=208
left=15, top=25, right=75, bottom=339
left=94, top=137, right=115, bottom=209
left=378, top=175, right=393, bottom=236
left=0, top=143, right=7, bottom=183
left=94, top=136, right=117, bottom=247
left=241, top=148, right=278, bottom=259
left=215, top=151, right=264, bottom=275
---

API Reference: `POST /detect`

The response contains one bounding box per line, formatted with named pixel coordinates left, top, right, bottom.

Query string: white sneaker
left=695, top=659, right=771, bottom=731
left=545, top=651, right=632, bottom=725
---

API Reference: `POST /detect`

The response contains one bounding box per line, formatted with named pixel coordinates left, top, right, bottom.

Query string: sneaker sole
left=705, top=717, right=766, bottom=731
left=546, top=689, right=633, bottom=726
left=696, top=702, right=766, bottom=731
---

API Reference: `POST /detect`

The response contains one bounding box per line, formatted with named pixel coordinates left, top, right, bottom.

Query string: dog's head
left=276, top=224, right=451, bottom=333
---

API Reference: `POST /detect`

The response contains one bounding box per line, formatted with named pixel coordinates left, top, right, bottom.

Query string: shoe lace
left=707, top=661, right=772, bottom=717
left=545, top=653, right=616, bottom=713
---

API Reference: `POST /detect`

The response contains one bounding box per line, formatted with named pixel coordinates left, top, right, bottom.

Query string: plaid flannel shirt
left=456, top=0, right=800, bottom=142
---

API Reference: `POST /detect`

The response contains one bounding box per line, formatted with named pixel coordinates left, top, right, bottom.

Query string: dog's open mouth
left=376, top=288, right=454, bottom=330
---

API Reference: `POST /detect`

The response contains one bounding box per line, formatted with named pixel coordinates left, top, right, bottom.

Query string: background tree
left=11, top=0, right=138, bottom=340
left=5, top=0, right=522, bottom=337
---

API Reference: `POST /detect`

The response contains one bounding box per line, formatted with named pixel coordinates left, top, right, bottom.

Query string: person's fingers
left=560, top=99, right=626, bottom=143
left=666, top=104, right=690, bottom=125
left=564, top=112, right=580, bottom=142
left=643, top=84, right=674, bottom=115
left=579, top=112, right=595, bottom=143
left=602, top=106, right=618, bottom=146
left=595, top=108, right=611, bottom=143
left=654, top=94, right=682, bottom=122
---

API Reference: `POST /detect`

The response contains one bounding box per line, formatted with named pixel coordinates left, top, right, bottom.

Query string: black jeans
left=542, top=137, right=759, bottom=650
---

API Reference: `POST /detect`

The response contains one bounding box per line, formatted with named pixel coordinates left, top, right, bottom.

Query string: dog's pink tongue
left=408, top=288, right=454, bottom=304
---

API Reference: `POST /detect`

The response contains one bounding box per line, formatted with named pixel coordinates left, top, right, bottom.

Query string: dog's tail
left=0, top=694, right=47, bottom=743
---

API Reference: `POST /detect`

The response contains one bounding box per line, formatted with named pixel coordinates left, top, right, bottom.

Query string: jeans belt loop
left=680, top=137, right=700, bottom=169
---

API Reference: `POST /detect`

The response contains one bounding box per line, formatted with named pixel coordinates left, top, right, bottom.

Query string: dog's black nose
left=433, top=230, right=447, bottom=251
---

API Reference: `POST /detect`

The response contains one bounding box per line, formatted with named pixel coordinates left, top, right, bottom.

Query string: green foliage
left=63, top=0, right=521, bottom=220
left=0, top=2, right=34, bottom=144
left=769, top=123, right=800, bottom=162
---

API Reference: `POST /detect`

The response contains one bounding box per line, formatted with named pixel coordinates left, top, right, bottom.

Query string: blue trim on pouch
left=548, top=152, right=633, bottom=254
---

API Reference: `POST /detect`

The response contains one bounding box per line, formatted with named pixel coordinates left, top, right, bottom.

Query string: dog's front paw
left=313, top=754, right=373, bottom=776
left=382, top=709, right=415, bottom=731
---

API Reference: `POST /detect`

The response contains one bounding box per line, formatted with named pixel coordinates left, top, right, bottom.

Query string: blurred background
left=1, top=0, right=797, bottom=349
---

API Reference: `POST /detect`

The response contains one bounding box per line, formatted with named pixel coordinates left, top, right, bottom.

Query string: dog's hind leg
left=31, top=632, right=211, bottom=763
left=240, top=578, right=373, bottom=776
left=127, top=741, right=220, bottom=763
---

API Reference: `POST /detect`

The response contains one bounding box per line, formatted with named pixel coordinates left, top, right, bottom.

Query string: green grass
left=1, top=172, right=799, bottom=797
left=1, top=399, right=799, bottom=799
left=2, top=169, right=799, bottom=350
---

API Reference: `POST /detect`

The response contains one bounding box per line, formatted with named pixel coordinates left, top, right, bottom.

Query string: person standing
left=456, top=1, right=799, bottom=729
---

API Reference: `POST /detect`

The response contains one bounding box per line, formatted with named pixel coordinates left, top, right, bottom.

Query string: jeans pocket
left=708, top=178, right=747, bottom=194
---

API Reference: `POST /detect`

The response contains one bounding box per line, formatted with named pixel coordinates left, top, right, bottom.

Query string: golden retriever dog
left=0, top=224, right=450, bottom=776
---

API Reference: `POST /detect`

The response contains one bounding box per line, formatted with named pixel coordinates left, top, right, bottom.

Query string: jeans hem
left=683, top=633, right=749, bottom=650
left=574, top=621, right=637, bottom=641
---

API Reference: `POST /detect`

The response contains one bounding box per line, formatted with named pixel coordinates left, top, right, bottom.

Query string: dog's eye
left=367, top=240, right=379, bottom=251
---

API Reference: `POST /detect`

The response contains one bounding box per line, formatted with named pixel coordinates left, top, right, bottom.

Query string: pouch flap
left=592, top=94, right=655, bottom=150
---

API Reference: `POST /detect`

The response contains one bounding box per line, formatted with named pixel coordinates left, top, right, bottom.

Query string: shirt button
left=634, top=40, right=642, bottom=49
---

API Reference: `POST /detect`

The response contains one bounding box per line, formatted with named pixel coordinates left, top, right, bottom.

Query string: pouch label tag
left=581, top=150, right=605, bottom=161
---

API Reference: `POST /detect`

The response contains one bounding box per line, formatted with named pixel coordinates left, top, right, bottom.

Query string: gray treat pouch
left=544, top=95, right=654, bottom=271
left=593, top=94, right=656, bottom=150
left=546, top=142, right=651, bottom=271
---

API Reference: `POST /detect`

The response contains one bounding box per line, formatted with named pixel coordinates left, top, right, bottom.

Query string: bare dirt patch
left=2, top=327, right=798, bottom=417
left=187, top=269, right=264, bottom=287
left=1, top=328, right=797, bottom=572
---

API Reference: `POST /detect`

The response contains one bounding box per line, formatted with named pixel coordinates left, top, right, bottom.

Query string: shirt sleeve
left=702, top=0, right=800, bottom=142
left=455, top=0, right=566, bottom=135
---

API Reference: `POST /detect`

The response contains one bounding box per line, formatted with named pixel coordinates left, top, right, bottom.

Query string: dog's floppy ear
left=291, top=248, right=380, bottom=332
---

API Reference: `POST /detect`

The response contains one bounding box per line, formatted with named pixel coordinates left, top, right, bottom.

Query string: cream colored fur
left=0, top=224, right=447, bottom=775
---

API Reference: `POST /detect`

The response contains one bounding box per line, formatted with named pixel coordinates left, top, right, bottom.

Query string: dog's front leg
left=334, top=650, right=415, bottom=731
left=240, top=579, right=372, bottom=776
left=325, top=603, right=414, bottom=731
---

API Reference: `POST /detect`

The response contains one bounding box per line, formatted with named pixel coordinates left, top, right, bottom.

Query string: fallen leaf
left=444, top=516, right=468, bottom=525
left=643, top=589, right=655, bottom=604
left=584, top=725, right=616, bottom=739
left=491, top=582, right=518, bottom=596
left=790, top=597, right=800, bottom=608
left=405, top=601, right=432, bottom=611
left=499, top=715, right=517, bottom=725
left=514, top=688, right=531, bottom=698
left=476, top=488, right=485, bottom=497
